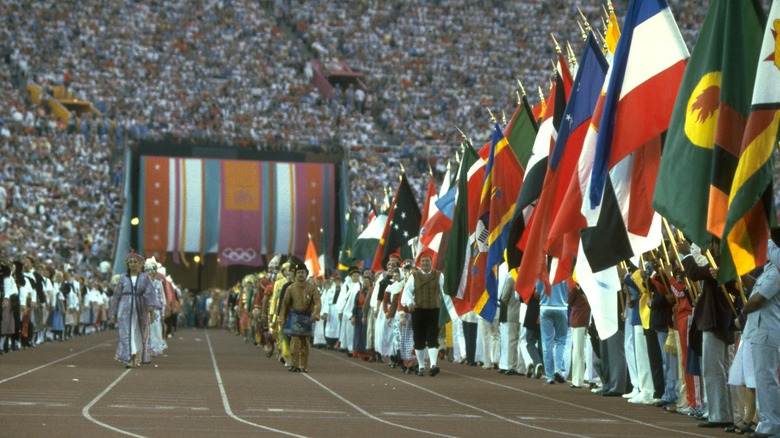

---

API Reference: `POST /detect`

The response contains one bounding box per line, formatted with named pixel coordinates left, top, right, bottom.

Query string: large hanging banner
left=139, top=157, right=335, bottom=267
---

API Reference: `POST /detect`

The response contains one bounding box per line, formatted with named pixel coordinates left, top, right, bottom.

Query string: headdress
left=126, top=250, right=144, bottom=264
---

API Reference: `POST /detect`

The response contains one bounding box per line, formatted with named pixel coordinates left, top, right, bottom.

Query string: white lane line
left=247, top=408, right=347, bottom=415
left=382, top=412, right=482, bottom=419
left=205, top=330, right=308, bottom=438
left=108, top=404, right=209, bottom=411
left=82, top=369, right=146, bottom=438
left=317, top=350, right=589, bottom=438
left=0, top=343, right=112, bottom=385
left=302, top=373, right=458, bottom=438
left=445, top=370, right=715, bottom=438
left=0, top=401, right=70, bottom=407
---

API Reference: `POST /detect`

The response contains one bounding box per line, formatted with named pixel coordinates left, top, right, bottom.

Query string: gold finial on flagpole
left=577, top=20, right=587, bottom=42
left=595, top=29, right=607, bottom=51
left=517, top=79, right=527, bottom=97
left=399, top=163, right=405, bottom=175
left=607, top=0, right=615, bottom=15
left=577, top=7, right=592, bottom=34
left=566, top=41, right=577, bottom=67
left=537, top=86, right=545, bottom=105
left=550, top=33, right=561, bottom=54
left=515, top=90, right=522, bottom=105
left=502, top=110, right=507, bottom=126
left=485, top=106, right=497, bottom=125
left=428, top=164, right=433, bottom=177
left=456, top=126, right=474, bottom=147
left=602, top=4, right=610, bottom=22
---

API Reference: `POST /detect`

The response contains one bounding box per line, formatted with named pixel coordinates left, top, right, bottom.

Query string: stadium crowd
left=0, top=0, right=714, bottom=224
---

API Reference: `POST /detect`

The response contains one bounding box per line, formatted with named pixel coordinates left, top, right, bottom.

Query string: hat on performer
left=418, top=248, right=434, bottom=260
left=268, top=254, right=281, bottom=270
left=388, top=253, right=401, bottom=263
left=348, top=267, right=360, bottom=277
left=293, top=262, right=308, bottom=274
left=144, top=256, right=159, bottom=272
left=362, top=269, right=374, bottom=281
left=402, top=259, right=414, bottom=270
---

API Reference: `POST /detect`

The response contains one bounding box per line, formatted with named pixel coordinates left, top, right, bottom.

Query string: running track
left=0, top=329, right=724, bottom=438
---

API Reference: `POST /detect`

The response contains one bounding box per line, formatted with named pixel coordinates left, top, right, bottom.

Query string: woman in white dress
left=145, top=258, right=168, bottom=357
left=375, top=268, right=401, bottom=360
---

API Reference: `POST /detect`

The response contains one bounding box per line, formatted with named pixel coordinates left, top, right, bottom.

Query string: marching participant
left=111, top=251, right=162, bottom=368
left=401, top=249, right=443, bottom=376
left=278, top=263, right=321, bottom=373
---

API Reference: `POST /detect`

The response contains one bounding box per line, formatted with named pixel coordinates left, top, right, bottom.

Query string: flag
left=351, top=214, right=387, bottom=262
left=654, top=0, right=765, bottom=255
left=504, top=94, right=540, bottom=271
left=305, top=233, right=322, bottom=277
left=443, top=143, right=480, bottom=316
left=515, top=35, right=609, bottom=298
left=420, top=186, right=456, bottom=247
left=372, top=174, right=422, bottom=271
left=505, top=95, right=539, bottom=169
left=510, top=56, right=573, bottom=301
left=420, top=174, right=437, bottom=229
left=721, top=0, right=780, bottom=282
left=416, top=174, right=439, bottom=265
left=605, top=6, right=621, bottom=56
left=589, top=0, right=689, bottom=210
left=473, top=124, right=524, bottom=322
left=318, top=229, right=330, bottom=276
left=338, top=212, right=360, bottom=277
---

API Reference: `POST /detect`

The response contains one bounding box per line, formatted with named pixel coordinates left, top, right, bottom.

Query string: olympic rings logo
left=220, top=247, right=258, bottom=262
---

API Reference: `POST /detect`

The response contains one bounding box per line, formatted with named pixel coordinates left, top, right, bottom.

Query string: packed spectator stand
left=0, top=0, right=714, bottom=285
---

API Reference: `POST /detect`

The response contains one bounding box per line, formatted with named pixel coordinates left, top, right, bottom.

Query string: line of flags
left=334, top=0, right=780, bottom=337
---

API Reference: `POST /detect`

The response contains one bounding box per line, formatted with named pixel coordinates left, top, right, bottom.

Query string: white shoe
left=642, top=398, right=662, bottom=406
left=628, top=393, right=652, bottom=404
left=622, top=390, right=640, bottom=399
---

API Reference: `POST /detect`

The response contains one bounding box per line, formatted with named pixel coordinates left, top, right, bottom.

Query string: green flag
left=443, top=143, right=480, bottom=299
left=338, top=212, right=360, bottom=278
left=653, top=0, right=764, bottom=259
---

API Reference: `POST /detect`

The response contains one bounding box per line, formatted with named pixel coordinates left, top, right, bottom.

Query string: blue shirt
left=538, top=280, right=568, bottom=308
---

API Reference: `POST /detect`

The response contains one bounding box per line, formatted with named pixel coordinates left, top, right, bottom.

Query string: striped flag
left=516, top=34, right=609, bottom=297
left=588, top=0, right=689, bottom=210
left=654, top=0, right=764, bottom=259
left=721, top=0, right=780, bottom=282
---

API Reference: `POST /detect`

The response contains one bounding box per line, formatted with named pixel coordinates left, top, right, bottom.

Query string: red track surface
left=0, top=329, right=723, bottom=438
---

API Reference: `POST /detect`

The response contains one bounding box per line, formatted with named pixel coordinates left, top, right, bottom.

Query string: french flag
left=588, top=0, right=689, bottom=210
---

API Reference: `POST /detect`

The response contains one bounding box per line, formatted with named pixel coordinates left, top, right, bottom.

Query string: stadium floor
left=0, top=328, right=722, bottom=438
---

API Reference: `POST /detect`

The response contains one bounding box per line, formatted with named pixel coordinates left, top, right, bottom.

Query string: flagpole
left=659, top=235, right=694, bottom=303
left=661, top=217, right=700, bottom=302
left=703, top=249, right=747, bottom=309
left=576, top=7, right=592, bottom=34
